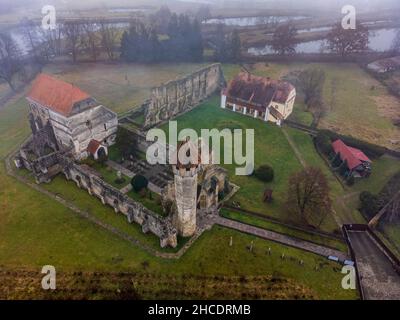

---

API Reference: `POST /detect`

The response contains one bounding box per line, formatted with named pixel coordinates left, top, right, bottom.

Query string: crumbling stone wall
left=16, top=149, right=178, bottom=248
left=144, top=63, right=225, bottom=129
left=63, top=161, right=177, bottom=248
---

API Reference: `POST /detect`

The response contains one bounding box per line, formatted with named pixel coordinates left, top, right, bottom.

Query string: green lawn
left=160, top=96, right=342, bottom=232
left=90, top=162, right=129, bottom=189
left=351, top=155, right=400, bottom=194
left=127, top=189, right=165, bottom=217
left=107, top=144, right=123, bottom=162
left=378, top=224, right=400, bottom=258
left=160, top=95, right=305, bottom=223
left=339, top=155, right=400, bottom=225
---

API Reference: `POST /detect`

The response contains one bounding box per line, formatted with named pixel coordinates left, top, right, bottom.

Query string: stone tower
left=172, top=140, right=201, bottom=237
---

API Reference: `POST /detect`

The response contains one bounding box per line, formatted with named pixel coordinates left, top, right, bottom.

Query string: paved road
left=215, top=216, right=349, bottom=261
left=348, top=230, right=400, bottom=299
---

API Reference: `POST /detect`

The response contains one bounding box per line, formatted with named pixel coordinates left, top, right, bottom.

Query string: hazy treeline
left=0, top=17, right=121, bottom=91
left=120, top=12, right=203, bottom=63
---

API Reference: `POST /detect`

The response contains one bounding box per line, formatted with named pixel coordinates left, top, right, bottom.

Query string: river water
left=204, top=16, right=308, bottom=27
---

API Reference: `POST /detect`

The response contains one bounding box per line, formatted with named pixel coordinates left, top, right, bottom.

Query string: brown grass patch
left=0, top=268, right=317, bottom=300
left=373, top=95, right=400, bottom=123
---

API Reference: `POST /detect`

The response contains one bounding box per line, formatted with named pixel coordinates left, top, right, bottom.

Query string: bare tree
left=82, top=22, right=101, bottom=61
left=62, top=21, right=82, bottom=62
left=99, top=21, right=118, bottom=60
left=20, top=20, right=55, bottom=66
left=297, top=67, right=327, bottom=124
left=19, top=18, right=39, bottom=57
left=326, top=22, right=369, bottom=57
left=271, top=24, right=298, bottom=55
left=37, top=28, right=59, bottom=59
left=286, top=167, right=331, bottom=227
left=298, top=68, right=325, bottom=107
left=0, top=33, right=22, bottom=91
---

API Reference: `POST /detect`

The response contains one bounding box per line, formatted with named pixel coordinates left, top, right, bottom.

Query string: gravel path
left=215, top=216, right=349, bottom=261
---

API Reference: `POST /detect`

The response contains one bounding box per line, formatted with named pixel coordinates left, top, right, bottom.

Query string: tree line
left=212, top=24, right=242, bottom=63
left=120, top=13, right=203, bottom=63
left=0, top=18, right=120, bottom=91
left=268, top=21, right=400, bottom=56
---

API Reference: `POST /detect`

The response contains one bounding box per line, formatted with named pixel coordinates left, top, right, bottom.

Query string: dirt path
left=282, top=127, right=307, bottom=168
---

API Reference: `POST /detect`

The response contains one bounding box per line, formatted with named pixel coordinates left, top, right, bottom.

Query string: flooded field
left=248, top=28, right=399, bottom=55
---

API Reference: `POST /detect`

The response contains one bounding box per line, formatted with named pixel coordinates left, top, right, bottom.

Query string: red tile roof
left=27, top=73, right=91, bottom=117
left=225, top=72, right=294, bottom=107
left=332, top=139, right=371, bottom=170
left=87, top=139, right=101, bottom=155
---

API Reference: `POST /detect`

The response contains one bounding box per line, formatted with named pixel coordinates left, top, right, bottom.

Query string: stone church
left=24, top=73, right=118, bottom=160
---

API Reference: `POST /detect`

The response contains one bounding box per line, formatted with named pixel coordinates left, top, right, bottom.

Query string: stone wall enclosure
left=144, top=63, right=225, bottom=128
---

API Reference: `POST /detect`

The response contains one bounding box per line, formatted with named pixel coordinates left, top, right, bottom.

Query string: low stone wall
left=62, top=160, right=178, bottom=248
left=143, top=63, right=225, bottom=129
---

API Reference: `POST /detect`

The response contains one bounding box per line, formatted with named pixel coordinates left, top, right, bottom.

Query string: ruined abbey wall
left=62, top=160, right=178, bottom=248
left=143, top=63, right=225, bottom=129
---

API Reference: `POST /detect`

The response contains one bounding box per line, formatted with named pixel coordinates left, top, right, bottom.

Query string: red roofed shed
left=332, top=139, right=372, bottom=177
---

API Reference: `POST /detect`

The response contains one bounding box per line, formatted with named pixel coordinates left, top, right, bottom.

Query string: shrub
left=255, top=165, right=274, bottom=182
left=315, top=132, right=333, bottom=156
left=359, top=191, right=380, bottom=219
left=131, top=175, right=148, bottom=193
left=346, top=175, right=355, bottom=186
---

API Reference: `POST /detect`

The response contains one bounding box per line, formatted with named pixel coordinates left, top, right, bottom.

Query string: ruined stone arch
left=97, top=147, right=107, bottom=160
left=113, top=199, right=119, bottom=213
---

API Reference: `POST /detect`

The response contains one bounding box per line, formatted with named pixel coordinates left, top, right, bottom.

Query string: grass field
left=4, top=60, right=399, bottom=298
left=43, top=62, right=209, bottom=114
left=0, top=165, right=357, bottom=299
left=244, top=62, right=400, bottom=149
left=334, top=155, right=400, bottom=225
left=160, top=95, right=341, bottom=232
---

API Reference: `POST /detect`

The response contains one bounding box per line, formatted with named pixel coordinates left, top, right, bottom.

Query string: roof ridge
left=28, top=73, right=91, bottom=117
